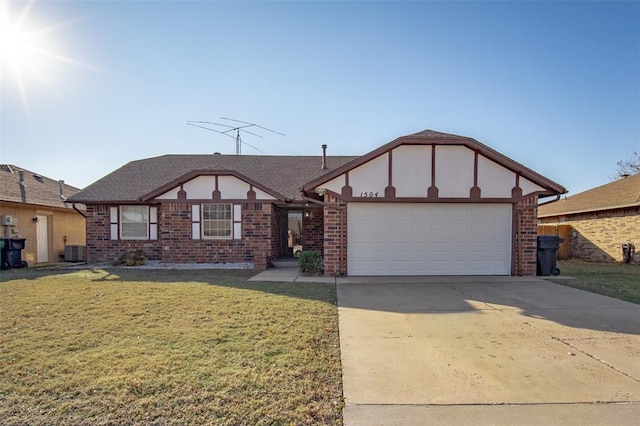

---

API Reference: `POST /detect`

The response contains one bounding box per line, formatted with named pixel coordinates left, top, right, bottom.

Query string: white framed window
left=202, top=203, right=232, bottom=239
left=121, top=206, right=149, bottom=239
left=111, top=205, right=158, bottom=240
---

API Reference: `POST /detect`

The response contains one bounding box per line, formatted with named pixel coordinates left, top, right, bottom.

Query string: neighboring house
left=538, top=173, right=640, bottom=263
left=68, top=130, right=565, bottom=276
left=0, top=165, right=86, bottom=265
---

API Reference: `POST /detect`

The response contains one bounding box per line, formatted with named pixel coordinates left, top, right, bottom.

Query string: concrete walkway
left=248, top=260, right=337, bottom=283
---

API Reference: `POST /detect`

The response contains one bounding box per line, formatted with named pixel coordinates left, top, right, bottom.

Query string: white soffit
left=520, top=177, right=545, bottom=196
left=183, top=176, right=217, bottom=199
left=435, top=146, right=474, bottom=198
left=322, top=175, right=345, bottom=194
left=218, top=175, right=250, bottom=199
left=155, top=175, right=276, bottom=200
left=477, top=155, right=516, bottom=198
left=157, top=187, right=181, bottom=200
left=392, top=145, right=431, bottom=197
left=349, top=153, right=389, bottom=197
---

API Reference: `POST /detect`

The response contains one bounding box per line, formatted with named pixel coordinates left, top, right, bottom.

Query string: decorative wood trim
left=512, top=173, right=523, bottom=198
left=385, top=186, right=396, bottom=198
left=149, top=206, right=158, bottom=240
left=428, top=144, right=438, bottom=198
left=141, top=169, right=287, bottom=202
left=178, top=185, right=186, bottom=200
left=300, top=133, right=566, bottom=197
left=154, top=198, right=276, bottom=204
left=470, top=151, right=481, bottom=199
left=109, top=206, right=118, bottom=240
left=247, top=186, right=256, bottom=200
left=340, top=196, right=519, bottom=203
left=342, top=171, right=353, bottom=198
left=511, top=203, right=517, bottom=275
left=384, top=149, right=395, bottom=197
left=233, top=204, right=242, bottom=240
left=212, top=176, right=222, bottom=200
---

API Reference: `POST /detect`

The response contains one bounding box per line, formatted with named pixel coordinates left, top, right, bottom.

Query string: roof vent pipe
left=321, top=144, right=327, bottom=170
left=18, top=170, right=25, bottom=187
left=59, top=180, right=67, bottom=201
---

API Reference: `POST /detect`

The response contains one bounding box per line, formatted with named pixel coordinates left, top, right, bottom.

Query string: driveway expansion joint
left=496, top=307, right=640, bottom=384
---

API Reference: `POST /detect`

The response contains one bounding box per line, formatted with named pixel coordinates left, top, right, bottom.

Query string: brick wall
left=160, top=202, right=272, bottom=270
left=323, top=194, right=347, bottom=276
left=514, top=196, right=538, bottom=276
left=86, top=205, right=162, bottom=263
left=271, top=205, right=284, bottom=261
left=539, top=207, right=640, bottom=263
left=86, top=202, right=274, bottom=270
left=302, top=207, right=324, bottom=254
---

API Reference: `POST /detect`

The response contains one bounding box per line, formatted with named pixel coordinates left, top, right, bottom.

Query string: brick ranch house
left=538, top=173, right=640, bottom=263
left=0, top=164, right=86, bottom=265
left=68, top=130, right=566, bottom=276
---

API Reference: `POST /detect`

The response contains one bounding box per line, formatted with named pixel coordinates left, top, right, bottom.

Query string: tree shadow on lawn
left=0, top=267, right=337, bottom=305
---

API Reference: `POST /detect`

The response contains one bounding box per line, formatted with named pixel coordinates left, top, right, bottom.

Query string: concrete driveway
left=337, top=276, right=640, bottom=425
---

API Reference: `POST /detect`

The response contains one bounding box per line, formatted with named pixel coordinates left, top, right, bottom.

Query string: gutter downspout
left=72, top=203, right=87, bottom=218
left=515, top=194, right=560, bottom=276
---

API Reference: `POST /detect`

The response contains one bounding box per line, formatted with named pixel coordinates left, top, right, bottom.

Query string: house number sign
left=359, top=192, right=379, bottom=197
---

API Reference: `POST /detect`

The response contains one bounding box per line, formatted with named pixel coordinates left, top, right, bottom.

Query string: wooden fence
left=537, top=224, right=572, bottom=260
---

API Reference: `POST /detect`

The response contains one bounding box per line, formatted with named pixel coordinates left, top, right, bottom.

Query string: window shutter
left=192, top=204, right=200, bottom=240
left=233, top=204, right=242, bottom=240
left=110, top=207, right=118, bottom=240
left=149, top=206, right=158, bottom=240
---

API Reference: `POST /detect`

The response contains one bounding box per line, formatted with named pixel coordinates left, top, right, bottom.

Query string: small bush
left=113, top=250, right=145, bottom=266
left=298, top=251, right=323, bottom=276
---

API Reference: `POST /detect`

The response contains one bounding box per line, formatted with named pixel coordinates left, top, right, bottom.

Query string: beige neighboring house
left=0, top=165, right=86, bottom=265
left=538, top=173, right=640, bottom=263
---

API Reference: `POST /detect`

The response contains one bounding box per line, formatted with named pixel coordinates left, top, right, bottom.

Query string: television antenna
left=187, top=117, right=284, bottom=155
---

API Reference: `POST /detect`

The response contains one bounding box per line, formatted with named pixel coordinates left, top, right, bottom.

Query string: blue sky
left=1, top=0, right=639, bottom=195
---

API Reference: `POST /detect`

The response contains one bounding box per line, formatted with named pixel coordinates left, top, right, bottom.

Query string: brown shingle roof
left=68, top=154, right=359, bottom=203
left=0, top=165, right=84, bottom=210
left=538, top=173, right=640, bottom=217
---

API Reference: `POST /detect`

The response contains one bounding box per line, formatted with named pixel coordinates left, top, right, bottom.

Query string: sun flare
left=0, top=0, right=95, bottom=113
left=0, top=19, right=32, bottom=64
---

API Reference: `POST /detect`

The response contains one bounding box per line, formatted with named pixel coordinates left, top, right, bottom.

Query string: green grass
left=0, top=268, right=343, bottom=425
left=552, top=260, right=640, bottom=304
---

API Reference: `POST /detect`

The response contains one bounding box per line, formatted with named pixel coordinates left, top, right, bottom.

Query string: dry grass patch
left=0, top=268, right=343, bottom=425
left=552, top=260, right=640, bottom=304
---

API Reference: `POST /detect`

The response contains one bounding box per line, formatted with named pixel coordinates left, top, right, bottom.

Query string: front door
left=286, top=212, right=303, bottom=257
left=36, top=215, right=49, bottom=263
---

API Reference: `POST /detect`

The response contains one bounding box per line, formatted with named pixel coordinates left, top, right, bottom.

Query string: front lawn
left=0, top=268, right=343, bottom=425
left=552, top=260, right=640, bottom=304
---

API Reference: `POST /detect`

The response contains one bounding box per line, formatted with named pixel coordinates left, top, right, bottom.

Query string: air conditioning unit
left=2, top=215, right=17, bottom=226
left=64, top=245, right=86, bottom=262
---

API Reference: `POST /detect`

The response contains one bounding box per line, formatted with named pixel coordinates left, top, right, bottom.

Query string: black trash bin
left=622, top=243, right=635, bottom=263
left=1, top=238, right=28, bottom=270
left=537, top=235, right=562, bottom=276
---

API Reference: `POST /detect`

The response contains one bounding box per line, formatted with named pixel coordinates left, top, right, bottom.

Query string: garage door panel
left=348, top=203, right=512, bottom=276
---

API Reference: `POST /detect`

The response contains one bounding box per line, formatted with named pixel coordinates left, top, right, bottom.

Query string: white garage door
left=347, top=203, right=512, bottom=276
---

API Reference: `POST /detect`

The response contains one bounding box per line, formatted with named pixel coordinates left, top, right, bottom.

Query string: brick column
left=515, top=196, right=538, bottom=276
left=323, top=194, right=347, bottom=276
